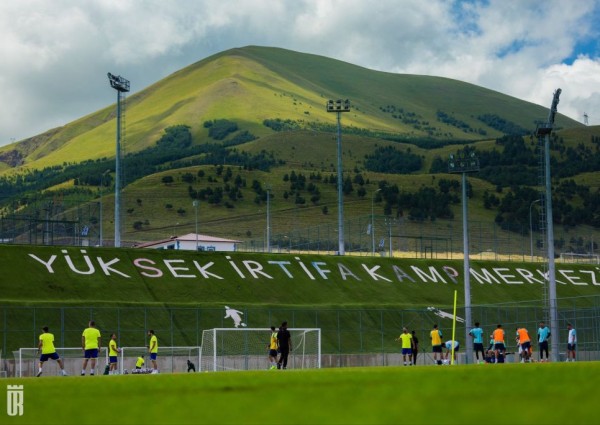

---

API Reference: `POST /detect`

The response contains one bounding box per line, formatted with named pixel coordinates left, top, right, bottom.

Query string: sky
left=1, top=0, right=599, bottom=146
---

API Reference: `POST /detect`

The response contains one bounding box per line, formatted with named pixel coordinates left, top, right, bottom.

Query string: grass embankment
left=3, top=245, right=599, bottom=307
left=2, top=244, right=599, bottom=352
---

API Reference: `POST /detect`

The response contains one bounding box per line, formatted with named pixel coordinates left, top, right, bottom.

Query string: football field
left=3, top=362, right=596, bottom=424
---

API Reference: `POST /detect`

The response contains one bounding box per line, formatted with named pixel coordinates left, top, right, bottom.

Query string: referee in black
left=277, top=321, right=292, bottom=370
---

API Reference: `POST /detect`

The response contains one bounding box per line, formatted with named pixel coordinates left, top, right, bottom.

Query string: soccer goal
left=200, top=328, right=321, bottom=372
left=559, top=252, right=600, bottom=264
left=14, top=347, right=109, bottom=377
left=119, top=346, right=201, bottom=374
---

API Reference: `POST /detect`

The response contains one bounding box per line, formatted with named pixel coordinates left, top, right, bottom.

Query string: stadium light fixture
left=326, top=99, right=350, bottom=255
left=448, top=150, right=479, bottom=365
left=107, top=73, right=130, bottom=248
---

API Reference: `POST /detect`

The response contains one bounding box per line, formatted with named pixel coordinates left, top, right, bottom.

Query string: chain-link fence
left=2, top=295, right=599, bottom=375
left=2, top=206, right=598, bottom=261
left=241, top=215, right=600, bottom=262
left=0, top=199, right=100, bottom=247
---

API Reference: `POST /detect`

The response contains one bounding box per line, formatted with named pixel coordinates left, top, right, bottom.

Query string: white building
left=135, top=233, right=241, bottom=252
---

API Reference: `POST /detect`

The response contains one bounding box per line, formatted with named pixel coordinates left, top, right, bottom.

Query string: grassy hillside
left=0, top=46, right=582, bottom=171
left=91, top=127, right=600, bottom=246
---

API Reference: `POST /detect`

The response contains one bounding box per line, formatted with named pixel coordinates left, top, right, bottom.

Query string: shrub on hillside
left=206, top=119, right=238, bottom=140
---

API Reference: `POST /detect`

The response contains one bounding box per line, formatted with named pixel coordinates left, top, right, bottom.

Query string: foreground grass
left=3, top=362, right=596, bottom=425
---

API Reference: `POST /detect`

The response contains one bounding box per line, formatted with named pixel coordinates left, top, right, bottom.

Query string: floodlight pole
left=535, top=88, right=561, bottom=362
left=327, top=99, right=350, bottom=255
left=107, top=73, right=130, bottom=248
left=448, top=151, right=479, bottom=365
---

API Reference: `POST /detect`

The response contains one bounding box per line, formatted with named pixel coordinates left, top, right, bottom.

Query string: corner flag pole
left=451, top=290, right=457, bottom=365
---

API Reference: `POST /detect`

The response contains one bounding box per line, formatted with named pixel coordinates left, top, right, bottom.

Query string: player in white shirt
left=566, top=323, right=577, bottom=362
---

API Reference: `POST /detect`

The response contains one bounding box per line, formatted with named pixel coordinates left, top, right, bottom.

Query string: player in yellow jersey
left=430, top=324, right=443, bottom=365
left=108, top=333, right=121, bottom=375
left=148, top=329, right=159, bottom=374
left=267, top=326, right=278, bottom=370
left=37, top=326, right=67, bottom=377
left=135, top=355, right=145, bottom=370
left=396, top=327, right=414, bottom=366
left=81, top=320, right=101, bottom=376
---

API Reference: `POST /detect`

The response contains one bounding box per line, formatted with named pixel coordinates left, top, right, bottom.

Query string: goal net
left=14, top=347, right=109, bottom=377
left=119, top=346, right=201, bottom=374
left=0, top=350, right=5, bottom=378
left=200, top=328, right=321, bottom=372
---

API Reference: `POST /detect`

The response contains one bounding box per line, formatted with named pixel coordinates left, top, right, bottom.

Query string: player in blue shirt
left=469, top=322, right=485, bottom=361
left=537, top=322, right=551, bottom=362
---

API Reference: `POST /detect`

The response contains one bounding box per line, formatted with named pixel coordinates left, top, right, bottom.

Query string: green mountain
left=0, top=46, right=582, bottom=169
left=0, top=46, right=598, bottom=247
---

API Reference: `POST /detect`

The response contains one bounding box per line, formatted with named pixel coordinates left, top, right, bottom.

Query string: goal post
left=119, top=346, right=201, bottom=374
left=200, top=328, right=321, bottom=372
left=14, top=347, right=109, bottom=377
left=0, top=350, right=5, bottom=378
left=559, top=252, right=600, bottom=264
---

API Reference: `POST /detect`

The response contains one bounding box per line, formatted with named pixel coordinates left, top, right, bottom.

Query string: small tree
left=181, top=172, right=195, bottom=183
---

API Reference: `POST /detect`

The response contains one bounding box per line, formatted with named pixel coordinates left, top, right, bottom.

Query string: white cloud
left=0, top=0, right=598, bottom=145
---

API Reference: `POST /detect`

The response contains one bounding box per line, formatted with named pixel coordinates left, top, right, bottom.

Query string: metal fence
left=2, top=295, right=599, bottom=376
left=241, top=215, right=600, bottom=262
left=2, top=209, right=598, bottom=261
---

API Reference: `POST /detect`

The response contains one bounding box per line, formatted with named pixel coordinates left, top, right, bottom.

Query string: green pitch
left=4, top=362, right=595, bottom=424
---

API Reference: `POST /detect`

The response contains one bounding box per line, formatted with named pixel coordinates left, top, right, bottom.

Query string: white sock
left=81, top=369, right=85, bottom=374
left=91, top=369, right=95, bottom=374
